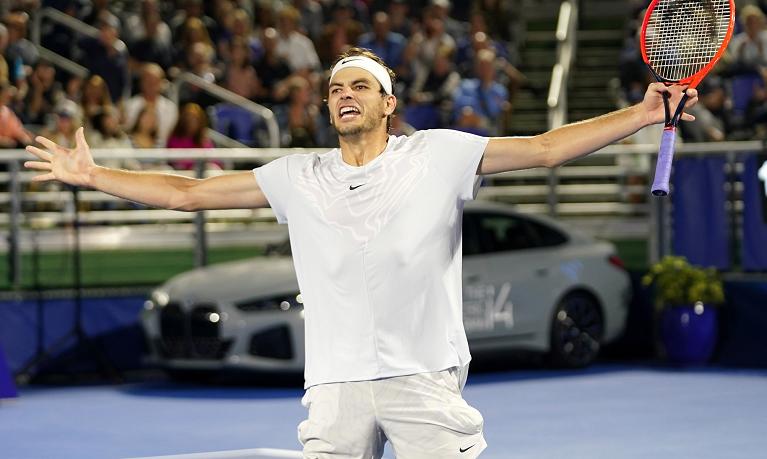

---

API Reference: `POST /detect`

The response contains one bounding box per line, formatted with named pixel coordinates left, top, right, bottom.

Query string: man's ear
left=384, top=95, right=397, bottom=117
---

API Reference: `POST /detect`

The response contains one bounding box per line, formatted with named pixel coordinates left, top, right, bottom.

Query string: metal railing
left=31, top=7, right=131, bottom=100
left=171, top=72, right=281, bottom=148
left=546, top=0, right=579, bottom=216
left=0, top=141, right=763, bottom=289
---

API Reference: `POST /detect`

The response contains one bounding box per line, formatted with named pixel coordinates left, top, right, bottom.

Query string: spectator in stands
left=87, top=106, right=142, bottom=171
left=77, top=13, right=129, bottom=102
left=128, top=105, right=159, bottom=149
left=275, top=5, right=321, bottom=76
left=223, top=36, right=262, bottom=100
left=169, top=0, right=216, bottom=43
left=123, top=63, right=178, bottom=147
left=23, top=59, right=63, bottom=125
left=4, top=12, right=38, bottom=69
left=0, top=81, right=32, bottom=148
left=727, top=5, right=767, bottom=77
left=409, top=45, right=460, bottom=128
left=79, top=0, right=110, bottom=25
left=254, top=27, right=293, bottom=106
left=174, top=16, right=216, bottom=71
left=358, top=12, right=407, bottom=71
left=470, top=0, right=519, bottom=44
left=41, top=99, right=82, bottom=148
left=41, top=0, right=79, bottom=61
left=429, top=0, right=468, bottom=42
left=680, top=78, right=726, bottom=142
left=292, top=0, right=323, bottom=42
left=177, top=42, right=220, bottom=108
left=80, top=74, right=113, bottom=125
left=0, top=23, right=10, bottom=84
left=387, top=0, right=414, bottom=38
left=317, top=0, right=365, bottom=67
left=126, top=0, right=174, bottom=72
left=280, top=76, right=325, bottom=147
left=124, top=0, right=172, bottom=47
left=166, top=102, right=220, bottom=170
left=409, top=10, right=455, bottom=79
left=452, top=48, right=510, bottom=136
left=216, top=8, right=263, bottom=65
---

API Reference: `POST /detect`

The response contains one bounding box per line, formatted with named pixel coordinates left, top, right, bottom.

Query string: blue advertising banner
left=742, top=153, right=767, bottom=270
left=672, top=156, right=730, bottom=269
left=0, top=341, right=17, bottom=399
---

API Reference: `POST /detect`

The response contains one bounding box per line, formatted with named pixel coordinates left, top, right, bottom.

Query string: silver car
left=141, top=201, right=631, bottom=377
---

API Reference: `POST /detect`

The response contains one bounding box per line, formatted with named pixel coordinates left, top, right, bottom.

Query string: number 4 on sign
left=759, top=161, right=767, bottom=198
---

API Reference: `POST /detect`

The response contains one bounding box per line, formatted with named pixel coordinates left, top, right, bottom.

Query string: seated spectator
left=173, top=16, right=216, bottom=71
left=254, top=27, right=293, bottom=106
left=293, top=0, right=324, bottom=42
left=275, top=5, right=321, bottom=76
left=177, top=42, right=220, bottom=108
left=77, top=13, right=129, bottom=103
left=22, top=60, right=63, bottom=125
left=726, top=5, right=767, bottom=77
left=429, top=0, right=468, bottom=42
left=41, top=99, right=82, bottom=149
left=279, top=76, right=325, bottom=147
left=123, top=63, right=178, bottom=146
left=452, top=49, right=509, bottom=136
left=4, top=12, right=38, bottom=69
left=0, top=24, right=9, bottom=84
left=408, top=10, right=456, bottom=78
left=408, top=45, right=460, bottom=128
left=317, top=0, right=365, bottom=67
left=87, top=106, right=141, bottom=170
left=80, top=74, right=113, bottom=125
left=169, top=0, right=216, bottom=44
left=79, top=0, right=110, bottom=26
left=126, top=0, right=174, bottom=71
left=0, top=81, right=31, bottom=148
left=387, top=0, right=415, bottom=38
left=128, top=105, right=159, bottom=149
left=358, top=12, right=407, bottom=70
left=216, top=8, right=263, bottom=66
left=166, top=102, right=221, bottom=170
left=222, top=36, right=262, bottom=100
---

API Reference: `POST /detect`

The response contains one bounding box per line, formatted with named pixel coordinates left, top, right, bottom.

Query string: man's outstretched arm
left=479, top=83, right=699, bottom=175
left=25, top=127, right=269, bottom=211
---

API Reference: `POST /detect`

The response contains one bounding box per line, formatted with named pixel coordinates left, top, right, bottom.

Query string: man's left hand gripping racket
left=641, top=0, right=735, bottom=196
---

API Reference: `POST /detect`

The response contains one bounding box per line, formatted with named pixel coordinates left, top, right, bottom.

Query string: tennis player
left=25, top=48, right=697, bottom=458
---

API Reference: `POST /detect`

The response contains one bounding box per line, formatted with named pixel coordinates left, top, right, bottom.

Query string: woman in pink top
left=166, top=102, right=221, bottom=170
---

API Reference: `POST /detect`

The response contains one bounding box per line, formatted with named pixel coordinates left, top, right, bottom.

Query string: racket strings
left=645, top=0, right=731, bottom=81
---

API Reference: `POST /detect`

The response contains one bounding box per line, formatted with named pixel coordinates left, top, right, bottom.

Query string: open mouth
left=338, top=106, right=361, bottom=120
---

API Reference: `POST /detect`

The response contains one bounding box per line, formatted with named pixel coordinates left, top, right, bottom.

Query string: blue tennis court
left=2, top=364, right=766, bottom=459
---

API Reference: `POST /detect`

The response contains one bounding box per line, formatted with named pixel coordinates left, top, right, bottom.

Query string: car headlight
left=144, top=290, right=170, bottom=311
left=235, top=292, right=303, bottom=312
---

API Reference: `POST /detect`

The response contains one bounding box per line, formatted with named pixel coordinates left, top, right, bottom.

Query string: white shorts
left=298, top=366, right=486, bottom=459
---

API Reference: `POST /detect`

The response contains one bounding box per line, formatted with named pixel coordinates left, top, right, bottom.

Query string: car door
left=463, top=210, right=561, bottom=339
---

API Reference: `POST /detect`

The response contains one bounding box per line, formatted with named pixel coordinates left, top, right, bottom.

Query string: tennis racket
left=641, top=0, right=735, bottom=196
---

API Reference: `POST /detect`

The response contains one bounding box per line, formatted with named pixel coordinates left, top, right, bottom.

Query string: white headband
left=330, top=56, right=393, bottom=95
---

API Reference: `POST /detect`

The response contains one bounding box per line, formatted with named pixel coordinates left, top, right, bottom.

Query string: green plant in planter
left=641, top=256, right=725, bottom=310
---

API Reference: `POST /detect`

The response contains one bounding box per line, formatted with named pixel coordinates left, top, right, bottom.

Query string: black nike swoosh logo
left=460, top=444, right=476, bottom=453
left=349, top=184, right=365, bottom=190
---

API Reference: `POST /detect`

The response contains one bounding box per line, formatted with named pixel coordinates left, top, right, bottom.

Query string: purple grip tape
left=651, top=128, right=676, bottom=196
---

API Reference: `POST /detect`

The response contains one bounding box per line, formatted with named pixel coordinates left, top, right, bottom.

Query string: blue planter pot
left=660, top=303, right=718, bottom=365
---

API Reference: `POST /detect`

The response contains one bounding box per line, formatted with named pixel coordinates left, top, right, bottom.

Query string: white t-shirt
left=254, top=129, right=488, bottom=388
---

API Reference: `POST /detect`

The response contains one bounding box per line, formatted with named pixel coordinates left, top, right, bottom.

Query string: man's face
left=327, top=67, right=394, bottom=137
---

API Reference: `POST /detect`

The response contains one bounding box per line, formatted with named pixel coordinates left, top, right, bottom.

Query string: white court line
left=123, top=448, right=303, bottom=459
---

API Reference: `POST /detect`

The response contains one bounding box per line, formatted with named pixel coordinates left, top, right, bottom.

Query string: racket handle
left=651, top=127, right=676, bottom=196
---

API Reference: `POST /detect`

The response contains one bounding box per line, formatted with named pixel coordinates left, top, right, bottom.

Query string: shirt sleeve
left=253, top=155, right=293, bottom=224
left=426, top=129, right=489, bottom=201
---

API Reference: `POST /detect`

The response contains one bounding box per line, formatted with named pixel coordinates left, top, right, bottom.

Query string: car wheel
left=549, top=292, right=604, bottom=368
